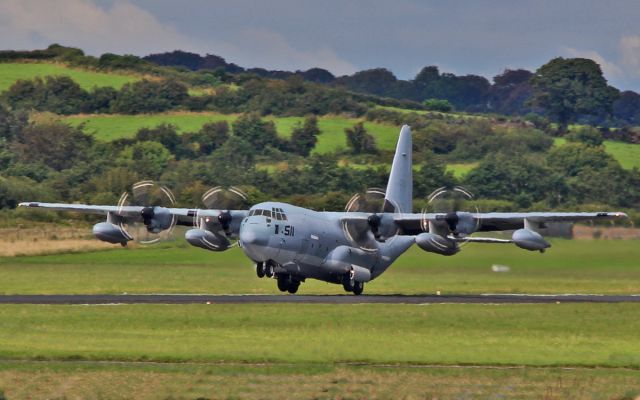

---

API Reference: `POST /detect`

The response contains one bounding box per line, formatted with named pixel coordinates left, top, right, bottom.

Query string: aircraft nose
left=240, top=225, right=269, bottom=248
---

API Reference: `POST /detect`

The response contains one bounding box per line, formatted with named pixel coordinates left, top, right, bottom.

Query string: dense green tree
left=84, top=86, right=118, bottom=113
left=117, top=141, right=173, bottom=179
left=422, top=98, right=453, bottom=112
left=11, top=122, right=93, bottom=171
left=345, top=122, right=377, bottom=154
left=232, top=113, right=281, bottom=150
left=547, top=142, right=614, bottom=177
left=194, top=121, right=230, bottom=155
left=530, top=58, right=619, bottom=128
left=3, top=76, right=89, bottom=114
left=289, top=116, right=320, bottom=156
left=464, top=153, right=554, bottom=203
left=135, top=124, right=181, bottom=154
left=612, top=91, right=640, bottom=125
left=413, top=159, right=458, bottom=198
left=0, top=105, right=27, bottom=140
left=110, top=79, right=188, bottom=114
left=565, top=126, right=604, bottom=147
left=489, top=69, right=534, bottom=115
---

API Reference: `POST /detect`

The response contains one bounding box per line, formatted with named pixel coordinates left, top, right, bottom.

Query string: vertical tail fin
left=384, top=125, right=412, bottom=213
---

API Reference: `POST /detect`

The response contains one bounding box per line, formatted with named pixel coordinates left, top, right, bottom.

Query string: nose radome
left=240, top=226, right=268, bottom=247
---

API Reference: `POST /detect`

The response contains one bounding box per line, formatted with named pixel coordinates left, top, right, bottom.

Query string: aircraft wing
left=394, top=211, right=628, bottom=234
left=17, top=201, right=243, bottom=226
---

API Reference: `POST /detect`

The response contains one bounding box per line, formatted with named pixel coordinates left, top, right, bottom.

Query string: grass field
left=1, top=361, right=637, bottom=399
left=0, top=62, right=139, bottom=91
left=554, top=138, right=640, bottom=170
left=446, top=162, right=478, bottom=178
left=59, top=112, right=400, bottom=153
left=0, top=239, right=638, bottom=295
left=0, top=303, right=638, bottom=367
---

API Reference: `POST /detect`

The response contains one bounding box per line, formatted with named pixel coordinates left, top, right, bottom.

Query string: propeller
left=341, top=188, right=400, bottom=252
left=421, top=186, right=481, bottom=244
left=116, top=180, right=178, bottom=244
left=421, top=186, right=482, bottom=246
left=194, top=186, right=249, bottom=244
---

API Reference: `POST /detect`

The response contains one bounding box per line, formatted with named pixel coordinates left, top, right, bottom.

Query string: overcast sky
left=1, top=0, right=640, bottom=91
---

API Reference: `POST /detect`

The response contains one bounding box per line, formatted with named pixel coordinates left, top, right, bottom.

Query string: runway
left=0, top=294, right=638, bottom=305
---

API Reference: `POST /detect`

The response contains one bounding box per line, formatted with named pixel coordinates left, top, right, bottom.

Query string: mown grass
left=554, top=138, right=640, bottom=170
left=0, top=239, right=638, bottom=295
left=446, top=162, right=478, bottom=178
left=0, top=62, right=139, bottom=91
left=0, top=303, right=638, bottom=368
left=59, top=112, right=401, bottom=153
left=0, top=361, right=637, bottom=399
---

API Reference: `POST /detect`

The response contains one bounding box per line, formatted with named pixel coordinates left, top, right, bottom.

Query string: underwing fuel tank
left=92, top=222, right=132, bottom=244
left=185, top=229, right=231, bottom=251
left=512, top=229, right=551, bottom=252
left=415, top=232, right=459, bottom=256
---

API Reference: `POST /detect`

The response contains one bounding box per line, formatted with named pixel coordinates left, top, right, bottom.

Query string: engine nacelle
left=141, top=206, right=174, bottom=233
left=185, top=229, right=231, bottom=251
left=93, top=222, right=132, bottom=244
left=415, top=232, right=459, bottom=256
left=512, top=229, right=551, bottom=252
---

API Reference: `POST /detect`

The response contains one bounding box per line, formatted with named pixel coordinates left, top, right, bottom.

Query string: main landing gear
left=277, top=275, right=300, bottom=294
left=342, top=273, right=364, bottom=295
left=256, top=260, right=275, bottom=278
left=256, top=260, right=300, bottom=294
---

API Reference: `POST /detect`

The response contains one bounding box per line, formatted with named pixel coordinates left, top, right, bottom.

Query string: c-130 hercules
left=20, top=125, right=627, bottom=295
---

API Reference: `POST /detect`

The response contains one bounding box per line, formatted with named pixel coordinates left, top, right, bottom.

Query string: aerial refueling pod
left=415, top=232, right=459, bottom=256
left=92, top=222, right=132, bottom=245
left=511, top=229, right=550, bottom=252
left=185, top=229, right=231, bottom=251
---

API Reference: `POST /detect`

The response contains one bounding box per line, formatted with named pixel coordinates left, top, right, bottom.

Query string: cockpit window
left=250, top=208, right=285, bottom=219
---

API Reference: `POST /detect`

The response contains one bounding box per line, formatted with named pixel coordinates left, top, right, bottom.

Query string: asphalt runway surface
left=0, top=294, right=638, bottom=305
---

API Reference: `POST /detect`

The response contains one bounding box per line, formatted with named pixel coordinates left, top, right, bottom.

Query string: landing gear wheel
left=352, top=281, right=364, bottom=295
left=342, top=273, right=355, bottom=292
left=287, top=280, right=300, bottom=294
left=265, top=261, right=275, bottom=278
left=277, top=276, right=289, bottom=292
left=256, top=262, right=265, bottom=278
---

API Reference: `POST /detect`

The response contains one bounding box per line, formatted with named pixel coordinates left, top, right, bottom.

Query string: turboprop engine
left=185, top=229, right=230, bottom=251
left=415, top=232, right=459, bottom=256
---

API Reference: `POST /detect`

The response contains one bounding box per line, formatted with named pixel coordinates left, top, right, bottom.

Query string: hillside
left=0, top=49, right=638, bottom=221
left=45, top=111, right=640, bottom=168
left=0, top=62, right=140, bottom=91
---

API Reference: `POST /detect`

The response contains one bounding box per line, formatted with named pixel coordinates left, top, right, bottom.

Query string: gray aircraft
left=19, top=125, right=627, bottom=295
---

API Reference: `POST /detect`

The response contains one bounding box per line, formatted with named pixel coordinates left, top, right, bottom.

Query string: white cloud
left=620, top=35, right=640, bottom=77
left=0, top=0, right=357, bottom=76
left=0, top=0, right=199, bottom=55
left=563, top=47, right=623, bottom=79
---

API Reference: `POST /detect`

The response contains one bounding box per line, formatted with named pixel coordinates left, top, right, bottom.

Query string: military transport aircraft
left=19, top=125, right=627, bottom=295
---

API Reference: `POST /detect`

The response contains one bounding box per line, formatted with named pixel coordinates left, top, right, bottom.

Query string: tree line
left=0, top=104, right=638, bottom=221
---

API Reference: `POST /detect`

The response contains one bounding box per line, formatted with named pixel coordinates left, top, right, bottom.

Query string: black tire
left=265, top=261, right=275, bottom=278
left=342, top=274, right=355, bottom=292
left=277, top=277, right=289, bottom=292
left=353, top=281, right=364, bottom=295
left=287, top=281, right=300, bottom=294
left=256, top=262, right=265, bottom=278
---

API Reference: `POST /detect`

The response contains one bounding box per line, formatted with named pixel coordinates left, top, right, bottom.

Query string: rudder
left=384, top=125, right=412, bottom=213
